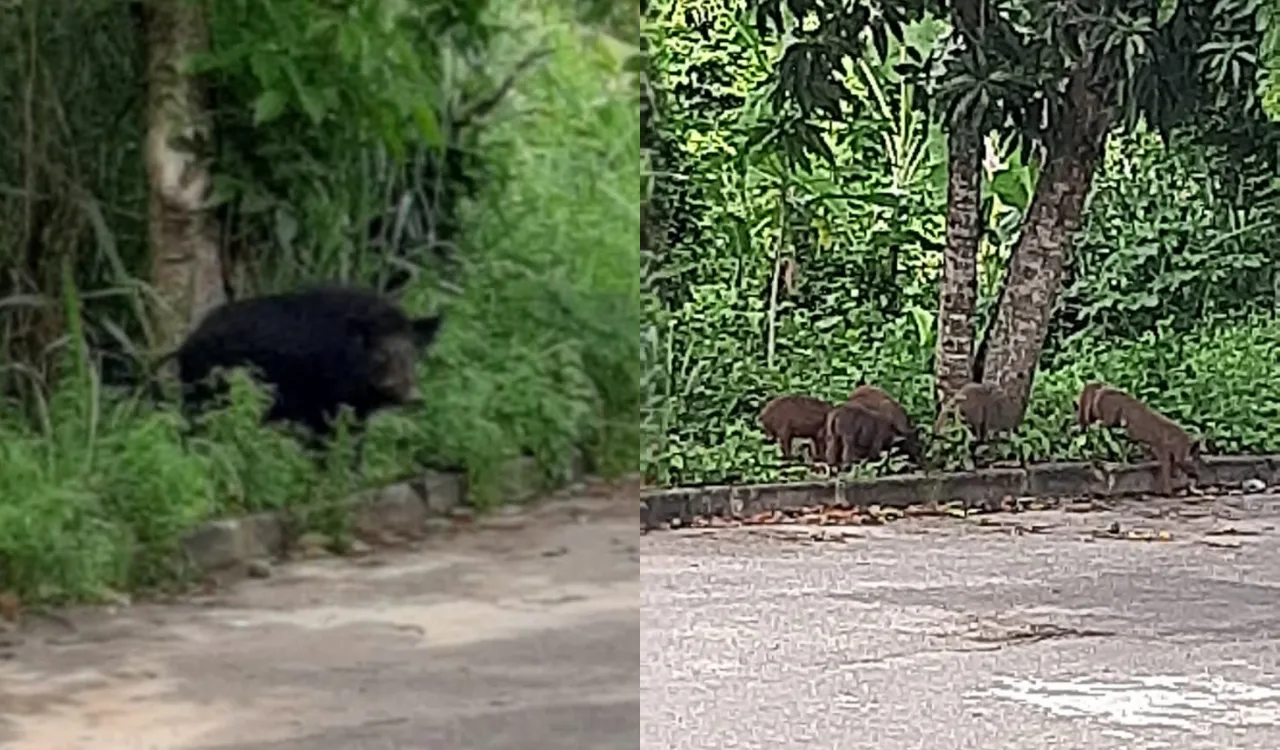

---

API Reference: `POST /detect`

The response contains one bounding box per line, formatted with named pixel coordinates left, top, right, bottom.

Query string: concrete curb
left=640, top=454, right=1280, bottom=531
left=178, top=455, right=561, bottom=576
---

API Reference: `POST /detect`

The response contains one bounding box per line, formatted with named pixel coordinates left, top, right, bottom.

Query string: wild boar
left=846, top=384, right=923, bottom=464
left=173, top=285, right=444, bottom=456
left=760, top=395, right=833, bottom=462
left=824, top=402, right=896, bottom=470
left=1076, top=382, right=1202, bottom=495
left=934, top=381, right=1019, bottom=445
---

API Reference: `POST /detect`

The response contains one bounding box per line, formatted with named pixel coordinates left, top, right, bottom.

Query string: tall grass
left=385, top=1, right=640, bottom=500
left=0, top=0, right=638, bottom=602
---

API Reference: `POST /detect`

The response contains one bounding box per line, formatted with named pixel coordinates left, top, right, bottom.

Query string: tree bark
left=141, top=0, right=225, bottom=352
left=933, top=0, right=985, bottom=412
left=934, top=124, right=983, bottom=411
left=978, top=67, right=1111, bottom=422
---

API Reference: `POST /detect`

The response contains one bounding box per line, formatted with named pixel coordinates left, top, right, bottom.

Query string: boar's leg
left=778, top=427, right=795, bottom=460
left=972, top=406, right=988, bottom=445
left=825, top=432, right=842, bottom=469
left=1177, top=456, right=1200, bottom=483
left=840, top=434, right=858, bottom=468
left=965, top=431, right=981, bottom=467
left=809, top=427, right=828, bottom=466
left=863, top=427, right=889, bottom=463
left=1155, top=451, right=1174, bottom=496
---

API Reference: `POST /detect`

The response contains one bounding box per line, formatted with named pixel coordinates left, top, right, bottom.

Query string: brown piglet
left=760, top=395, right=834, bottom=462
left=846, top=384, right=923, bottom=464
left=824, top=402, right=896, bottom=470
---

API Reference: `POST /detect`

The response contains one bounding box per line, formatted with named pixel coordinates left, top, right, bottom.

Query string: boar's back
left=176, top=285, right=440, bottom=426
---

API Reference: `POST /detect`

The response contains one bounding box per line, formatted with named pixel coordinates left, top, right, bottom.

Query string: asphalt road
left=642, top=492, right=1280, bottom=750
left=0, top=489, right=639, bottom=750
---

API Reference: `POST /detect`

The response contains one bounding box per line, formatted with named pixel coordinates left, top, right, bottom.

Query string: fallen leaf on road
left=666, top=492, right=1103, bottom=535
left=904, top=502, right=943, bottom=517
left=822, top=507, right=861, bottom=523
left=743, top=511, right=781, bottom=525
left=1117, top=529, right=1172, bottom=542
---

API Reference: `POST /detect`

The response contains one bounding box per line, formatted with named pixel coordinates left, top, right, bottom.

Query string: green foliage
left=0, top=370, right=270, bottom=601
left=1062, top=126, right=1280, bottom=343
left=373, top=3, right=639, bottom=503
left=196, top=0, right=466, bottom=152
left=652, top=315, right=1280, bottom=486
left=754, top=0, right=1264, bottom=161
left=1263, top=0, right=1280, bottom=119
left=195, top=0, right=497, bottom=290
left=645, top=0, right=1280, bottom=488
left=0, top=0, right=636, bottom=602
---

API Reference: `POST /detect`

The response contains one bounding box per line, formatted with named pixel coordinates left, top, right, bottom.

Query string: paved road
left=643, top=493, right=1280, bottom=750
left=0, top=489, right=639, bottom=750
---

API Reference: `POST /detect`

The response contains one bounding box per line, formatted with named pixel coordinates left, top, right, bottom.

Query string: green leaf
left=410, top=103, right=443, bottom=147
left=252, top=90, right=289, bottom=125
left=990, top=168, right=1031, bottom=211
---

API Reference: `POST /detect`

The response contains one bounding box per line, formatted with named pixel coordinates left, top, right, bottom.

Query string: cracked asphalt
left=642, top=492, right=1280, bottom=750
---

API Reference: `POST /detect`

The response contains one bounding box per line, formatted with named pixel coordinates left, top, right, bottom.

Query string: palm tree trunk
left=934, top=125, right=983, bottom=410
left=933, top=0, right=985, bottom=411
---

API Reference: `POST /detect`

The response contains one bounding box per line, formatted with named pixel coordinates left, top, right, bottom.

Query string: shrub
left=646, top=315, right=1280, bottom=487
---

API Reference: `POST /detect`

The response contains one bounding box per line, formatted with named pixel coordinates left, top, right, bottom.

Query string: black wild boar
left=846, top=384, right=923, bottom=464
left=760, top=395, right=833, bottom=462
left=824, top=402, right=896, bottom=470
left=172, top=285, right=443, bottom=452
left=1076, top=382, right=1202, bottom=495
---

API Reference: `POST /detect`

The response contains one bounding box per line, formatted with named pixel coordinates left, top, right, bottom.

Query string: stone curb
left=179, top=455, right=555, bottom=575
left=640, top=454, right=1280, bottom=531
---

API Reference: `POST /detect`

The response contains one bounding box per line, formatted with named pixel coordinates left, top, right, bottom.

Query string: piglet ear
left=411, top=314, right=443, bottom=348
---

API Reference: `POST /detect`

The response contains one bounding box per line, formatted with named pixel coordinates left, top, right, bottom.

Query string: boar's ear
left=411, top=314, right=443, bottom=348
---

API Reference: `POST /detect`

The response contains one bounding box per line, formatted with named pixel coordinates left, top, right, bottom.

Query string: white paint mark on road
left=969, top=674, right=1280, bottom=734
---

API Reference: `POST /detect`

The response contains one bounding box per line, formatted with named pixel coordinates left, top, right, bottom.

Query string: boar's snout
left=401, top=383, right=425, bottom=405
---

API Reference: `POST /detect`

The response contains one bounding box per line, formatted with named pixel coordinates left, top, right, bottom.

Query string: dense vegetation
left=0, top=0, right=637, bottom=601
left=642, top=0, right=1280, bottom=487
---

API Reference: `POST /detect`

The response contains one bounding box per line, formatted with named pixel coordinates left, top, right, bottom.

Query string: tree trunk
left=141, top=0, right=225, bottom=352
left=978, top=67, right=1111, bottom=421
left=933, top=0, right=986, bottom=412
left=934, top=124, right=983, bottom=411
left=765, top=183, right=788, bottom=368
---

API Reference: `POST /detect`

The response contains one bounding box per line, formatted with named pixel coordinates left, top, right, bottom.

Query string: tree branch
left=453, top=47, right=553, bottom=130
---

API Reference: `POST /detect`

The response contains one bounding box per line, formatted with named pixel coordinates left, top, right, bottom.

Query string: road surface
left=0, top=488, right=639, bottom=750
left=642, top=492, right=1280, bottom=750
